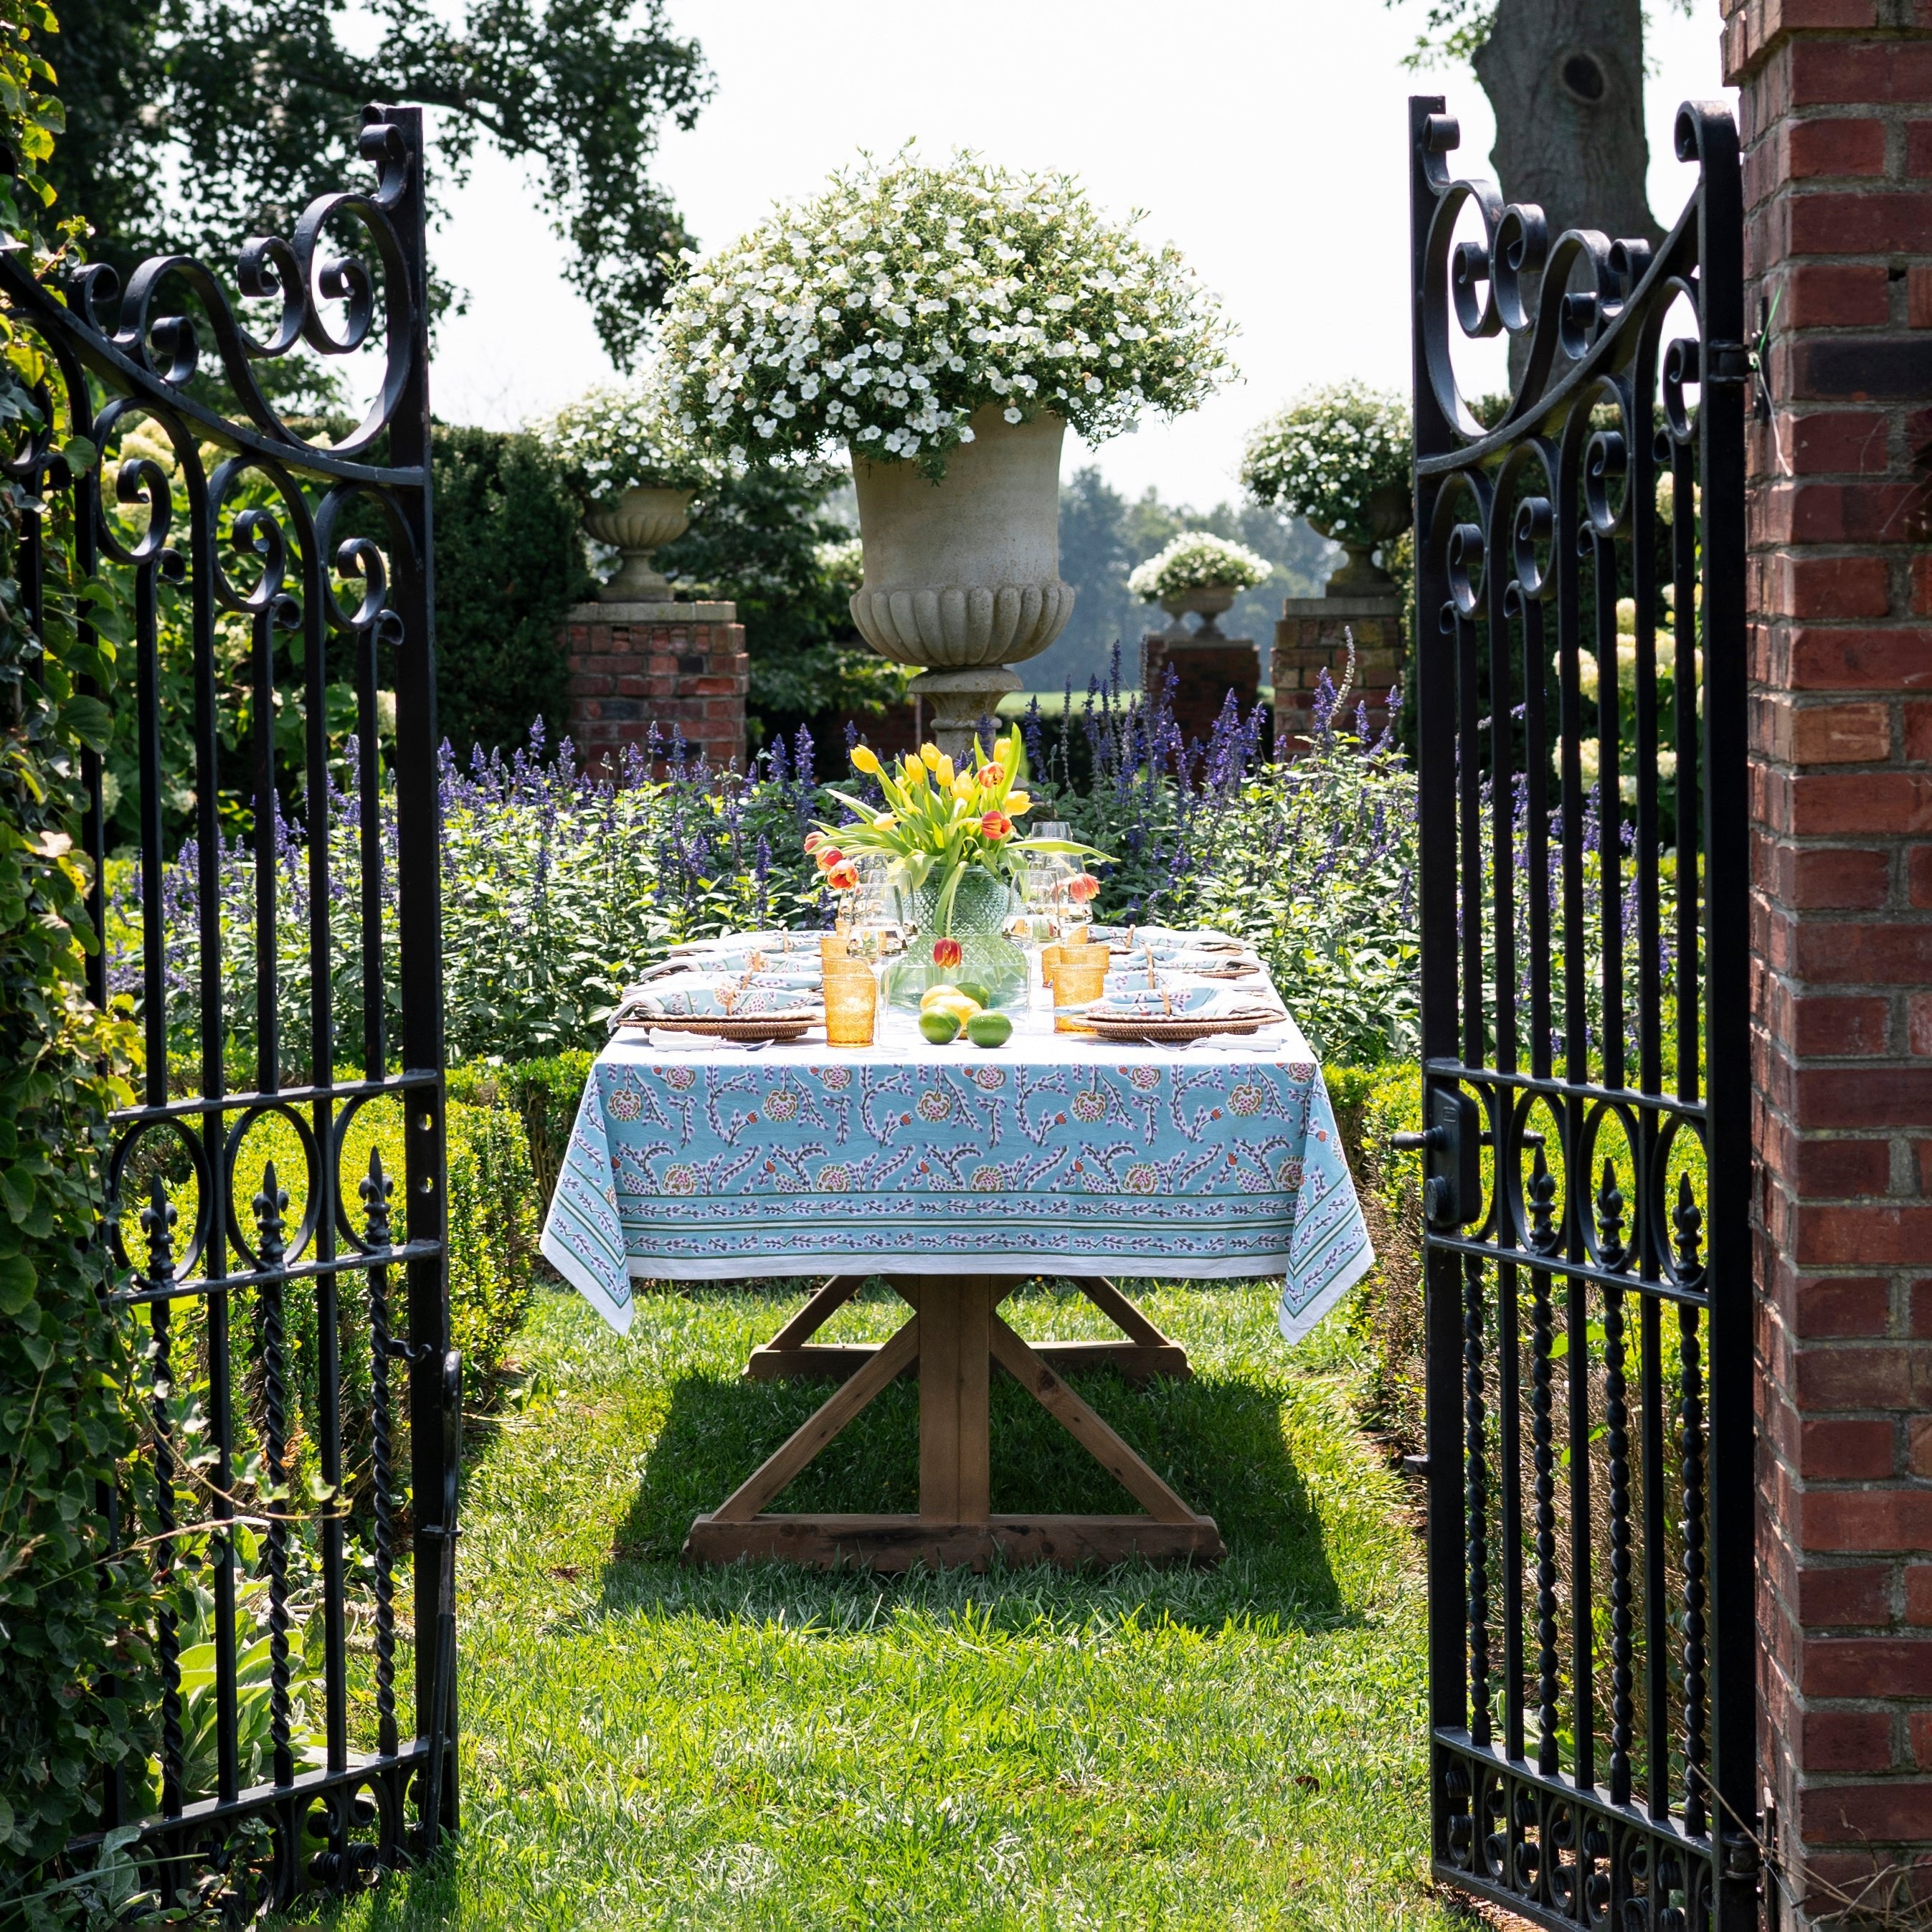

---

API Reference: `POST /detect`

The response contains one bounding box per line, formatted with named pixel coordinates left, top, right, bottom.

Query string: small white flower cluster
left=533, top=377, right=721, bottom=503
left=813, top=535, right=865, bottom=588
left=1127, top=532, right=1273, bottom=600
left=1240, top=381, right=1412, bottom=546
left=659, top=148, right=1234, bottom=477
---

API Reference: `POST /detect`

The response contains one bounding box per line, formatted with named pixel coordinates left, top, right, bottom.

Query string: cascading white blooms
left=658, top=148, right=1235, bottom=478
left=1127, top=531, right=1274, bottom=601
left=534, top=377, right=721, bottom=502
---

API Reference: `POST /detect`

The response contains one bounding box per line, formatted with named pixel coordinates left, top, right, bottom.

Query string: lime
left=919, top=1009, right=961, bottom=1046
left=954, top=980, right=993, bottom=1008
left=965, top=1010, right=1013, bottom=1049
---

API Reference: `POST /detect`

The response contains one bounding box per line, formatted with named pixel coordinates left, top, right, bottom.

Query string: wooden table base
left=683, top=1275, right=1224, bottom=1573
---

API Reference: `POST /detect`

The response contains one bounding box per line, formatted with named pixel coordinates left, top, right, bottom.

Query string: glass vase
left=885, top=866, right=1027, bottom=1010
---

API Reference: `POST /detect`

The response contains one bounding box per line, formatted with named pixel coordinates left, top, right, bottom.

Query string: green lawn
left=303, top=1276, right=1462, bottom=1931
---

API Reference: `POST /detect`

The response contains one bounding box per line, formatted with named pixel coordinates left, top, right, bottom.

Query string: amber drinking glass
left=1053, top=958, right=1108, bottom=1011
left=823, top=964, right=878, bottom=1047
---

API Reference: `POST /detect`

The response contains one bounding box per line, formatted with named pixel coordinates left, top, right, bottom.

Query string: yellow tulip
left=919, top=744, right=942, bottom=770
left=851, top=744, right=881, bottom=775
left=1006, top=791, right=1031, bottom=814
left=952, top=774, right=975, bottom=799
left=901, top=759, right=927, bottom=788
left=874, top=813, right=896, bottom=830
left=934, top=754, right=955, bottom=787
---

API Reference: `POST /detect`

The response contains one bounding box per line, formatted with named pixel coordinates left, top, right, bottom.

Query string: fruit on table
left=919, top=1009, right=962, bottom=1046
left=918, top=983, right=983, bottom=1027
left=965, top=1010, right=1012, bottom=1049
left=953, top=980, right=993, bottom=1008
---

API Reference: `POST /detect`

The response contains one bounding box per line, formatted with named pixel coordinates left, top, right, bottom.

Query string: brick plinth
left=562, top=600, right=748, bottom=774
left=1140, top=632, right=1261, bottom=749
left=1726, top=0, right=1932, bottom=1910
left=1270, top=592, right=1404, bottom=749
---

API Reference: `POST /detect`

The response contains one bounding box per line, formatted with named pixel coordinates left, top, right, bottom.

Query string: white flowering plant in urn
left=536, top=380, right=721, bottom=602
left=1239, top=381, right=1413, bottom=596
left=658, top=146, right=1233, bottom=750
left=1129, top=531, right=1274, bottom=641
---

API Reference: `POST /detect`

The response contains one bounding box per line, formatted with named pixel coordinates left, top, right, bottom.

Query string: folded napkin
left=611, top=981, right=822, bottom=1025
left=1088, top=983, right=1284, bottom=1021
left=667, top=930, right=823, bottom=960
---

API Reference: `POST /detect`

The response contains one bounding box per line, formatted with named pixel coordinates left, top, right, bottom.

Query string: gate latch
left=1391, top=1087, right=1482, bottom=1228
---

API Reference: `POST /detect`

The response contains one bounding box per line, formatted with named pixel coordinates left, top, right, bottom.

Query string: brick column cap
left=565, top=599, right=738, bottom=625
left=1279, top=592, right=1405, bottom=620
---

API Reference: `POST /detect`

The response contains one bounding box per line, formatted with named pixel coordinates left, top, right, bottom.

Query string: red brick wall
left=562, top=602, right=748, bottom=775
left=1726, top=0, right=1932, bottom=1905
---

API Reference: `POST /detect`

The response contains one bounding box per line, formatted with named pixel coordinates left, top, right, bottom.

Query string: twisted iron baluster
left=1528, top=1146, right=1560, bottom=1776
left=141, top=1179, right=186, bottom=1815
left=362, top=1150, right=399, bottom=1758
left=1598, top=1160, right=1634, bottom=1806
left=1464, top=1253, right=1491, bottom=1746
left=1675, top=1173, right=1708, bottom=1835
left=252, top=1162, right=293, bottom=1788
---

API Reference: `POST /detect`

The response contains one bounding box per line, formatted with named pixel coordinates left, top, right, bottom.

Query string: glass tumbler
left=823, top=962, right=878, bottom=1047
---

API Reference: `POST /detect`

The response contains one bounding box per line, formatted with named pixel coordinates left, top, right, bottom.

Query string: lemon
left=919, top=983, right=962, bottom=1014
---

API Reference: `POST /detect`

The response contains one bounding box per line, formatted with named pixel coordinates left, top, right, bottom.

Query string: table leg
left=744, top=1272, right=1190, bottom=1385
left=919, top=1275, right=992, bottom=1524
left=686, top=1272, right=1223, bottom=1573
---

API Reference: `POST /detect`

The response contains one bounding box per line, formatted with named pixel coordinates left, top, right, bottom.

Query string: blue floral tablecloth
left=539, top=1008, right=1373, bottom=1346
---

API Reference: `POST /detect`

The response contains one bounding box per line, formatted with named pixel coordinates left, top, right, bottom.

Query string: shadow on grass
left=592, top=1353, right=1345, bottom=1632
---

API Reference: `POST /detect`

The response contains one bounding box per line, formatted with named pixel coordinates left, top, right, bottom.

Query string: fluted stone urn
left=1155, top=584, right=1239, bottom=641
left=583, top=484, right=694, bottom=602
left=849, top=404, right=1074, bottom=757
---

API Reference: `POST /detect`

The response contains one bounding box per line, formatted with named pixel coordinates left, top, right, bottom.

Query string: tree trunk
left=1472, top=0, right=1659, bottom=385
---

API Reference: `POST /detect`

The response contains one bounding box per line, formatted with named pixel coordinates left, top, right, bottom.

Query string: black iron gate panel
left=1407, top=98, right=1755, bottom=1929
left=2, top=106, right=456, bottom=1913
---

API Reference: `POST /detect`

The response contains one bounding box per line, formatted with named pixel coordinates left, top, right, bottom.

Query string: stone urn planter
left=1156, top=584, right=1239, bottom=641
left=848, top=404, right=1075, bottom=757
left=583, top=484, right=693, bottom=602
left=1314, top=480, right=1410, bottom=598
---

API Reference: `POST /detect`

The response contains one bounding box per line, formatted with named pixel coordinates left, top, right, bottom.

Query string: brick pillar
left=1727, top=3, right=1932, bottom=1910
left=562, top=599, right=748, bottom=774
left=1271, top=592, right=1405, bottom=749
left=1140, top=630, right=1261, bottom=747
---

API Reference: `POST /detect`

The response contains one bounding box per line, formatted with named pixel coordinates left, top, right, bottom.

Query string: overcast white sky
left=415, top=1, right=1731, bottom=510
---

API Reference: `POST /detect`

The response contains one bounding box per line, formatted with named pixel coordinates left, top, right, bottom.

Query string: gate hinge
left=1390, top=1087, right=1482, bottom=1228
left=1705, top=339, right=1751, bottom=385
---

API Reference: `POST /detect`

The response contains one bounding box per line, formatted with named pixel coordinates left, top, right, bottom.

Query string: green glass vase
left=885, top=866, right=1027, bottom=1010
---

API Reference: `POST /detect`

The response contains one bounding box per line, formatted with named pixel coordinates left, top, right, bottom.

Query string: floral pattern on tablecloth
left=541, top=1021, right=1373, bottom=1345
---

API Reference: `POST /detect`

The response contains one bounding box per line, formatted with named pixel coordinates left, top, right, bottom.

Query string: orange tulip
left=932, top=937, right=963, bottom=969
left=815, top=846, right=844, bottom=873
left=1067, top=871, right=1100, bottom=904
left=980, top=810, right=1012, bottom=840
left=826, top=858, right=859, bottom=890
left=976, top=762, right=1005, bottom=788
left=804, top=831, right=826, bottom=854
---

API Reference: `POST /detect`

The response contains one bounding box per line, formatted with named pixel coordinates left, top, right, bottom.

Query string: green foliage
left=0, top=0, right=156, bottom=1890
left=37, top=0, right=712, bottom=369
left=448, top=1051, right=593, bottom=1212
left=655, top=463, right=906, bottom=738
left=315, top=1281, right=1462, bottom=1930
left=1040, top=466, right=1332, bottom=696
left=444, top=1101, right=539, bottom=1385
left=432, top=424, right=595, bottom=764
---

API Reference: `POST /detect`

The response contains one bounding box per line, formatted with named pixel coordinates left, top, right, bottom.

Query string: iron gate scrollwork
left=1408, top=97, right=1755, bottom=1929
left=2, top=106, right=456, bottom=1911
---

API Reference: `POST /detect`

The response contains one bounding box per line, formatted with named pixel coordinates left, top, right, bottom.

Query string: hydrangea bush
left=534, top=378, right=719, bottom=502
left=659, top=148, right=1234, bottom=476
left=1127, top=531, right=1273, bottom=601
left=1240, top=381, right=1412, bottom=546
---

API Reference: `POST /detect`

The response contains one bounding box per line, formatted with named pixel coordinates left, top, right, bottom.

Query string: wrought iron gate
left=3, top=106, right=457, bottom=1911
left=1407, top=98, right=1756, bottom=1928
